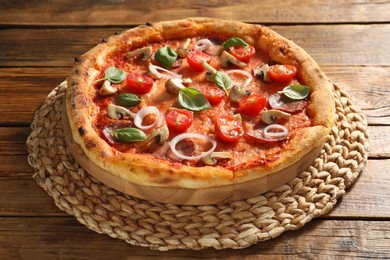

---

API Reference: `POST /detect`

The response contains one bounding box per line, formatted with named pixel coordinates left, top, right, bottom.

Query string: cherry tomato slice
left=228, top=45, right=256, bottom=63
left=186, top=51, right=211, bottom=72
left=199, top=85, right=226, bottom=105
left=166, top=109, right=194, bottom=133
left=239, top=93, right=267, bottom=117
left=215, top=116, right=244, bottom=143
left=126, top=73, right=154, bottom=94
left=268, top=64, right=297, bottom=83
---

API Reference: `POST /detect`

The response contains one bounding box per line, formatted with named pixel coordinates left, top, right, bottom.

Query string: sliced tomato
left=228, top=45, right=256, bottom=63
left=215, top=115, right=244, bottom=143
left=165, top=109, right=194, bottom=133
left=186, top=51, right=211, bottom=72
left=239, top=93, right=267, bottom=117
left=199, top=85, right=226, bottom=105
left=268, top=64, right=297, bottom=83
left=126, top=73, right=154, bottom=94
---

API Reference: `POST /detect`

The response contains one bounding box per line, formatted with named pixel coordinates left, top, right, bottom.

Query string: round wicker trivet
left=27, top=81, right=368, bottom=251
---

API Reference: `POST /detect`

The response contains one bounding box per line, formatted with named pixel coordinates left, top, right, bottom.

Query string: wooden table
left=1, top=1, right=389, bottom=258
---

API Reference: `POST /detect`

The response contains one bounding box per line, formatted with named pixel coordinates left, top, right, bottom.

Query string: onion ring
left=169, top=133, right=217, bottom=161
left=134, top=106, right=162, bottom=130
left=148, top=64, right=182, bottom=79
left=194, top=39, right=213, bottom=52
left=263, top=124, right=288, bottom=140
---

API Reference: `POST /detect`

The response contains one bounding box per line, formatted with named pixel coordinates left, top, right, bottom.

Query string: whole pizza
left=64, top=18, right=334, bottom=204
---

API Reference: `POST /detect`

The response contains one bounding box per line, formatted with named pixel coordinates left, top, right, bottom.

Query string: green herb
left=214, top=71, right=232, bottom=94
left=155, top=46, right=178, bottom=69
left=222, top=37, right=249, bottom=50
left=117, top=93, right=141, bottom=107
left=178, top=88, right=211, bottom=112
left=112, top=128, right=146, bottom=142
left=279, top=85, right=310, bottom=100
left=96, top=66, right=127, bottom=84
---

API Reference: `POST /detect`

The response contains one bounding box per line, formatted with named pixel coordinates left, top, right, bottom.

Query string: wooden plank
left=0, top=0, right=389, bottom=26
left=0, top=65, right=389, bottom=124
left=0, top=157, right=388, bottom=218
left=0, top=217, right=389, bottom=258
left=0, top=25, right=389, bottom=67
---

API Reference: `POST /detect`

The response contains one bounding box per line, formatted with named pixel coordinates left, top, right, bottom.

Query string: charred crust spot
left=279, top=46, right=287, bottom=55
left=74, top=56, right=83, bottom=63
left=114, top=31, right=121, bottom=35
left=78, top=127, right=85, bottom=136
left=145, top=22, right=153, bottom=26
left=74, top=69, right=80, bottom=75
left=101, top=38, right=107, bottom=43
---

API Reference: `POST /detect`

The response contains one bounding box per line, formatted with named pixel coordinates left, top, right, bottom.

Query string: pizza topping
left=253, top=64, right=272, bottom=82
left=134, top=106, right=162, bottom=130
left=225, top=69, right=253, bottom=86
left=229, top=78, right=251, bottom=103
left=279, top=84, right=310, bottom=100
left=268, top=64, right=297, bottom=83
left=228, top=45, right=256, bottom=63
left=148, top=63, right=182, bottom=79
left=117, top=93, right=141, bottom=107
left=222, top=37, right=249, bottom=50
left=178, top=88, right=211, bottom=112
left=165, top=78, right=187, bottom=94
left=263, top=124, right=289, bottom=140
left=215, top=115, right=244, bottom=143
left=213, top=71, right=233, bottom=94
left=169, top=133, right=217, bottom=161
left=177, top=38, right=191, bottom=58
left=166, top=109, right=194, bottom=133
left=155, top=46, right=178, bottom=69
left=268, top=93, right=308, bottom=113
left=239, top=93, right=267, bottom=117
left=107, top=104, right=136, bottom=119
left=126, top=73, right=155, bottom=94
left=144, top=124, right=169, bottom=144
left=260, top=109, right=291, bottom=124
left=199, top=85, right=226, bottom=105
left=127, top=46, right=153, bottom=61
left=201, top=151, right=233, bottom=166
left=186, top=51, right=211, bottom=72
left=98, top=80, right=118, bottom=96
left=194, top=39, right=213, bottom=52
left=96, top=66, right=127, bottom=84
left=220, top=51, right=247, bottom=68
left=112, top=127, right=147, bottom=142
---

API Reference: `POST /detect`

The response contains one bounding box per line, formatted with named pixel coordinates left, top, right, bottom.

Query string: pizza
left=65, top=18, right=334, bottom=204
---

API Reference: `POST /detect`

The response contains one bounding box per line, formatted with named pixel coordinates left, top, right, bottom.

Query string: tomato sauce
left=91, top=36, right=312, bottom=170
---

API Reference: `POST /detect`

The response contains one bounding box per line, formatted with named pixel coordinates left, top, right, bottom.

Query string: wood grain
left=0, top=217, right=389, bottom=259
left=1, top=25, right=389, bottom=67
left=0, top=0, right=389, bottom=26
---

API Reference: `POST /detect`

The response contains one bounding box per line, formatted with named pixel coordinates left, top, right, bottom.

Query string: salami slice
left=268, top=93, right=308, bottom=113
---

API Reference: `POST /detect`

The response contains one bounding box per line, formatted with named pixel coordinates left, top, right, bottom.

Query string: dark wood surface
left=1, top=1, right=389, bottom=258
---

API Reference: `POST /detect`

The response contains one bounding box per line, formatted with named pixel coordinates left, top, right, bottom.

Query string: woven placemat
left=26, top=81, right=368, bottom=251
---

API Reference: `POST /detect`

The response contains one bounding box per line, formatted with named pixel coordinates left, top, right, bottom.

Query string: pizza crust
left=66, top=18, right=334, bottom=195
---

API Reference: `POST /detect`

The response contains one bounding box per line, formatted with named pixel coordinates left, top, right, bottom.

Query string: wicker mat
left=27, top=81, right=368, bottom=251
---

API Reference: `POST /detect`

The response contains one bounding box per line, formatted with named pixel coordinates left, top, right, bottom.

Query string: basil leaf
left=178, top=88, right=211, bottom=112
left=222, top=37, right=249, bottom=50
left=112, top=127, right=146, bottom=142
left=279, top=85, right=310, bottom=100
left=214, top=71, right=232, bottom=94
left=96, top=66, right=127, bottom=84
left=117, top=93, right=141, bottom=107
left=155, top=46, right=178, bottom=69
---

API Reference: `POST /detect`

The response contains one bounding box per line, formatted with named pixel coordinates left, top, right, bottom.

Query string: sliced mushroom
left=127, top=46, right=153, bottom=61
left=202, top=151, right=233, bottom=165
left=202, top=61, right=218, bottom=74
left=220, top=51, right=247, bottom=68
left=229, top=78, right=251, bottom=102
left=107, top=104, right=136, bottom=119
left=144, top=124, right=170, bottom=144
left=253, top=64, right=272, bottom=82
left=98, top=80, right=118, bottom=96
left=177, top=38, right=191, bottom=58
left=165, top=78, right=187, bottom=94
left=260, top=109, right=291, bottom=124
